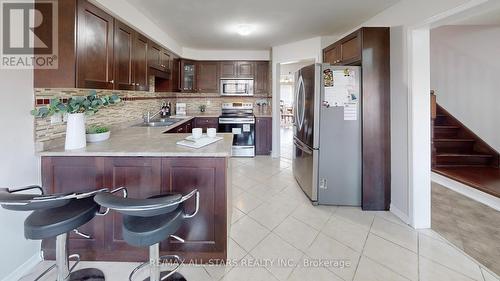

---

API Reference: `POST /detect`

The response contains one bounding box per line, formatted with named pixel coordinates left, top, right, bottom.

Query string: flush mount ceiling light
left=236, top=24, right=255, bottom=36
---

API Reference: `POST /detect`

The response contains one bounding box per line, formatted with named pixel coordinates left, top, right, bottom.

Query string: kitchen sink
left=136, top=118, right=183, bottom=127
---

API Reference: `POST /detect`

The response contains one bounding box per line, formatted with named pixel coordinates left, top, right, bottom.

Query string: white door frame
left=406, top=0, right=492, bottom=228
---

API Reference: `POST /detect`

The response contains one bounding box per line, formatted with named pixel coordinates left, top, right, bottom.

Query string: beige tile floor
left=21, top=156, right=500, bottom=281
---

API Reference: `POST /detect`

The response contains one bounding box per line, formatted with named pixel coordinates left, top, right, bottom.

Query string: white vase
left=65, top=113, right=86, bottom=150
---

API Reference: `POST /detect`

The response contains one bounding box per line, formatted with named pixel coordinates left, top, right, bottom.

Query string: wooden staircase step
left=434, top=125, right=459, bottom=129
left=434, top=138, right=475, bottom=142
left=436, top=153, right=493, bottom=166
left=434, top=139, right=475, bottom=153
left=434, top=125, right=460, bottom=138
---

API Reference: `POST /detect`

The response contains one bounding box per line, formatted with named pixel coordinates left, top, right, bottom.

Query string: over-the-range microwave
left=220, top=79, right=254, bottom=96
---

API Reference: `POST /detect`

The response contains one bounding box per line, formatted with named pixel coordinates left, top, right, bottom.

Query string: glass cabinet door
left=182, top=62, right=196, bottom=91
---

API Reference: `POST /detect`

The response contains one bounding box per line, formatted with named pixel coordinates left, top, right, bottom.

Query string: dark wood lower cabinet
left=41, top=156, right=228, bottom=263
left=256, top=117, right=272, bottom=155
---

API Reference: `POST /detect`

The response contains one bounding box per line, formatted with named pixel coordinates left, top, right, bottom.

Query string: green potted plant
left=31, top=90, right=121, bottom=150
left=86, top=125, right=111, bottom=143
left=199, top=104, right=206, bottom=113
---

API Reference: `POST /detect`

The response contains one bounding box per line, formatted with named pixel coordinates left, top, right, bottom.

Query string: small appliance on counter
left=218, top=102, right=255, bottom=157
left=293, top=64, right=362, bottom=206
left=176, top=103, right=187, bottom=116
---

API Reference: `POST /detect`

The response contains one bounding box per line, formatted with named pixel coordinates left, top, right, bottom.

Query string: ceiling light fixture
left=236, top=24, right=254, bottom=36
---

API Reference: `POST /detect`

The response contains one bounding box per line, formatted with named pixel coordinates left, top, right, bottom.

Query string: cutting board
left=176, top=135, right=223, bottom=149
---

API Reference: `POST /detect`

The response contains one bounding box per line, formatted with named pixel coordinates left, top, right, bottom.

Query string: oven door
left=218, top=118, right=255, bottom=157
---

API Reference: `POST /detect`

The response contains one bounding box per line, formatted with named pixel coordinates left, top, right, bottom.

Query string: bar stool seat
left=25, top=197, right=99, bottom=240
left=123, top=204, right=184, bottom=247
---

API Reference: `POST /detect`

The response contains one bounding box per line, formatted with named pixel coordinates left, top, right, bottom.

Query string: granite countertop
left=39, top=118, right=233, bottom=157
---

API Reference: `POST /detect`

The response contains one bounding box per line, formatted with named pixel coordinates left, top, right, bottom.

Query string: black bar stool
left=94, top=189, right=200, bottom=281
left=0, top=185, right=125, bottom=281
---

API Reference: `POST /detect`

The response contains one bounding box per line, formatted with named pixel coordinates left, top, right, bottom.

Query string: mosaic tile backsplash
left=33, top=84, right=271, bottom=151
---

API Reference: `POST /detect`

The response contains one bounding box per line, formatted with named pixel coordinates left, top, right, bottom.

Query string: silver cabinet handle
left=109, top=80, right=114, bottom=84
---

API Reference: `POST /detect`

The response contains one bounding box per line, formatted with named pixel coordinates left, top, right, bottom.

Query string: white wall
left=431, top=25, right=500, bottom=151
left=0, top=68, right=41, bottom=280
left=182, top=48, right=270, bottom=61
left=270, top=37, right=322, bottom=157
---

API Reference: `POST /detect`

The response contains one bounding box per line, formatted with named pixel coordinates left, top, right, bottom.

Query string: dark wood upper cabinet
left=197, top=61, right=219, bottom=92
left=113, top=21, right=134, bottom=91
left=255, top=61, right=269, bottom=95
left=220, top=61, right=237, bottom=78
left=323, top=30, right=361, bottom=66
left=340, top=31, right=362, bottom=65
left=323, top=44, right=341, bottom=65
left=236, top=61, right=254, bottom=78
left=161, top=49, right=171, bottom=72
left=76, top=0, right=114, bottom=89
left=255, top=117, right=272, bottom=155
left=133, top=33, right=149, bottom=91
left=148, top=42, right=162, bottom=70
left=180, top=60, right=197, bottom=92
left=34, top=0, right=77, bottom=88
left=322, top=27, right=390, bottom=211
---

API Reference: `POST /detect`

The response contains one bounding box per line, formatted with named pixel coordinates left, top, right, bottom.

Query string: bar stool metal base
left=67, top=268, right=105, bottom=281
left=141, top=272, right=186, bottom=281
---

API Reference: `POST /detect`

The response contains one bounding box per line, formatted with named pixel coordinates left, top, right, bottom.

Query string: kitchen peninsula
left=38, top=122, right=233, bottom=263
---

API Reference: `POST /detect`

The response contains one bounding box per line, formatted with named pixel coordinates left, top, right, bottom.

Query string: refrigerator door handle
left=295, top=76, right=305, bottom=131
left=293, top=139, right=312, bottom=155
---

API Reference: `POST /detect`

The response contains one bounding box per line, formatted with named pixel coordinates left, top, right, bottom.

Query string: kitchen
left=1, top=0, right=498, bottom=281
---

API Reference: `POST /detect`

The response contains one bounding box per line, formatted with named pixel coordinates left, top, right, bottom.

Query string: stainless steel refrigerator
left=292, top=64, right=362, bottom=206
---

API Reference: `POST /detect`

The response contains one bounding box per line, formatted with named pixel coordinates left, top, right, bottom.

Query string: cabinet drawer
left=194, top=117, right=218, bottom=130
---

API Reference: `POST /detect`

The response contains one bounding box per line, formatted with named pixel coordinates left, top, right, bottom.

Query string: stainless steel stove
left=218, top=103, right=255, bottom=157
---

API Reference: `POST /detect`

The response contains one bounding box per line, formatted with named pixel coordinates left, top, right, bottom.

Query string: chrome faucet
left=143, top=102, right=168, bottom=123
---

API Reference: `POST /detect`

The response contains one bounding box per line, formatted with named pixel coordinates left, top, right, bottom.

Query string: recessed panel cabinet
left=133, top=34, right=149, bottom=91
left=41, top=156, right=228, bottom=262
left=76, top=0, right=114, bottom=89
left=113, top=21, right=135, bottom=91
left=255, top=117, right=272, bottom=155
left=197, top=61, right=219, bottom=92
left=35, top=0, right=174, bottom=90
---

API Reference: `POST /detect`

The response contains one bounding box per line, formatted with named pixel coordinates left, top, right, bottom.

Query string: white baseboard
left=1, top=253, right=41, bottom=281
left=390, top=204, right=411, bottom=225
left=432, top=172, right=500, bottom=211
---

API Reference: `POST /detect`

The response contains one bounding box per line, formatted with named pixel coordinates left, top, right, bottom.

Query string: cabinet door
left=237, top=61, right=255, bottom=78
left=41, top=157, right=105, bottom=260
left=133, top=33, right=149, bottom=91
left=103, top=157, right=162, bottom=252
left=197, top=61, right=219, bottom=93
left=180, top=60, right=196, bottom=92
left=324, top=44, right=341, bottom=65
left=113, top=21, right=135, bottom=90
left=148, top=42, right=162, bottom=70
left=255, top=61, right=269, bottom=95
left=186, top=120, right=193, bottom=133
left=340, top=32, right=361, bottom=64
left=160, top=49, right=171, bottom=72
left=160, top=158, right=227, bottom=258
left=76, top=0, right=114, bottom=89
left=220, top=61, right=237, bottom=78
left=255, top=117, right=272, bottom=155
